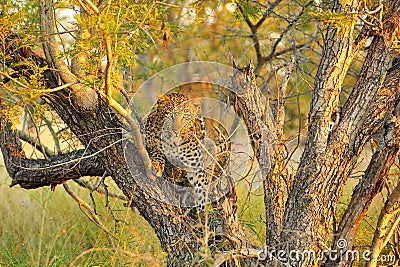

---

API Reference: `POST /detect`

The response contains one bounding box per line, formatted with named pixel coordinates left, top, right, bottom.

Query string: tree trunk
left=278, top=0, right=400, bottom=266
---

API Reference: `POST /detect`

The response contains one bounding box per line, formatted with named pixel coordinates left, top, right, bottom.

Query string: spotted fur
left=145, top=92, right=231, bottom=207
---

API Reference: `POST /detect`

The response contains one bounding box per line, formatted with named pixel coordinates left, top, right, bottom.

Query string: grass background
left=0, top=168, right=165, bottom=266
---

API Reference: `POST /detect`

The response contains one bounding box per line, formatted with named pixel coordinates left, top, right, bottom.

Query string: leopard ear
left=158, top=94, right=171, bottom=103
left=193, top=102, right=201, bottom=113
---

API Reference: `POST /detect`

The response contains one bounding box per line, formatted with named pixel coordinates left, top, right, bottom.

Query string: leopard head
left=161, top=93, right=201, bottom=136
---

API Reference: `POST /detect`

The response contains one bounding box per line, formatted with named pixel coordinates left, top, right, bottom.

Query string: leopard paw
left=152, top=160, right=163, bottom=177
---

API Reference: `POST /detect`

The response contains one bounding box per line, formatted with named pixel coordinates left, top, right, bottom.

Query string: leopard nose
left=172, top=121, right=182, bottom=134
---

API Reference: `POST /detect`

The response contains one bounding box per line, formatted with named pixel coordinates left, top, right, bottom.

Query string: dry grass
left=0, top=166, right=164, bottom=266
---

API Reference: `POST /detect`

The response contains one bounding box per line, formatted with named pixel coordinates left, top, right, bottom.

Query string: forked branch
left=0, top=100, right=105, bottom=189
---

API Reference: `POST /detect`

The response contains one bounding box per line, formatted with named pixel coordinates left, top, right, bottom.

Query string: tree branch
left=10, top=148, right=106, bottom=189
left=278, top=0, right=387, bottom=259
left=0, top=99, right=105, bottom=189
left=324, top=76, right=400, bottom=266
left=254, top=0, right=283, bottom=29
left=38, top=0, right=99, bottom=113
left=339, top=17, right=398, bottom=148
left=260, top=1, right=313, bottom=72
left=229, top=61, right=281, bottom=248
left=18, top=130, right=55, bottom=156
left=367, top=183, right=400, bottom=267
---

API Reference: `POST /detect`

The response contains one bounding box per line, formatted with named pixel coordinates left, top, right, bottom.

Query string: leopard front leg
left=146, top=145, right=166, bottom=177
left=188, top=170, right=210, bottom=207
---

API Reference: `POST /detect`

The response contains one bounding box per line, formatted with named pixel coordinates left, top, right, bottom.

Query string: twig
left=25, top=107, right=50, bottom=160
left=34, top=81, right=78, bottom=93
left=41, top=116, right=61, bottom=154
left=113, top=83, right=143, bottom=126
left=73, top=179, right=129, bottom=201
left=0, top=71, right=28, bottom=88
left=79, top=0, right=100, bottom=15
left=104, top=34, right=113, bottom=103
left=13, top=137, right=124, bottom=172
left=90, top=172, right=108, bottom=214
left=18, top=130, right=55, bottom=156
left=63, top=183, right=117, bottom=245
left=213, top=248, right=261, bottom=267
left=101, top=175, right=121, bottom=229
left=69, top=247, right=156, bottom=267
left=97, top=89, right=155, bottom=180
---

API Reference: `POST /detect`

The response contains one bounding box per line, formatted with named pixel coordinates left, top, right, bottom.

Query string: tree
left=1, top=0, right=400, bottom=266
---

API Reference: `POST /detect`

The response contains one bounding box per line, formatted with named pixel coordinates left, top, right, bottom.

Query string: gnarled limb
left=229, top=61, right=282, bottom=249
left=0, top=101, right=105, bottom=189
left=2, top=23, right=255, bottom=267
left=280, top=1, right=399, bottom=265
left=367, top=183, right=400, bottom=267
left=324, top=61, right=400, bottom=267
left=9, top=149, right=105, bottom=190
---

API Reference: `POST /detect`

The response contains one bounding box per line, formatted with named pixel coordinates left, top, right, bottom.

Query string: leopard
left=144, top=92, right=231, bottom=207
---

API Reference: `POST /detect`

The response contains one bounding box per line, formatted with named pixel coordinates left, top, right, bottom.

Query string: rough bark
left=367, top=183, right=400, bottom=267
left=324, top=64, right=400, bottom=267
left=229, top=61, right=283, bottom=249
left=279, top=0, right=400, bottom=266
left=1, top=4, right=253, bottom=265
left=278, top=0, right=363, bottom=263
